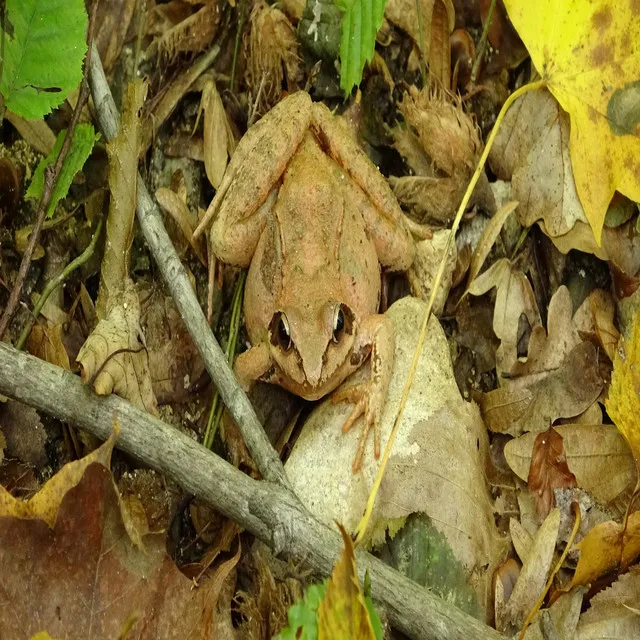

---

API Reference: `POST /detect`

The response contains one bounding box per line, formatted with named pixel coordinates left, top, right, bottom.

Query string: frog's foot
left=332, top=382, right=382, bottom=473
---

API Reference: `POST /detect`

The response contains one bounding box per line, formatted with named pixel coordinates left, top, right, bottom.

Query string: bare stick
left=87, top=43, right=288, bottom=487
left=0, top=342, right=505, bottom=640
left=0, top=3, right=98, bottom=340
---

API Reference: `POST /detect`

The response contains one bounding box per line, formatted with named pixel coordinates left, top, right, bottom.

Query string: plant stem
left=15, top=216, right=104, bottom=351
left=471, top=0, right=497, bottom=83
left=414, top=0, right=428, bottom=86
left=355, top=78, right=546, bottom=544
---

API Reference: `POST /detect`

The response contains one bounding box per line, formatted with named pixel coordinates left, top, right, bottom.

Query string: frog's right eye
left=270, top=312, right=292, bottom=351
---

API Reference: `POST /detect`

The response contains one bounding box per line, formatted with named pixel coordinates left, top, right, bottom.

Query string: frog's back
left=275, top=133, right=380, bottom=316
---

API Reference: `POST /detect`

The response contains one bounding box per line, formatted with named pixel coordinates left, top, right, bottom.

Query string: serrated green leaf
left=1, top=0, right=88, bottom=119
left=273, top=582, right=327, bottom=640
left=26, top=124, right=98, bottom=217
left=336, top=0, right=387, bottom=95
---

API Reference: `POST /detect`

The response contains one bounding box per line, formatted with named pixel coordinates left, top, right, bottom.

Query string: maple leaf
left=606, top=305, right=640, bottom=474
left=503, top=0, right=640, bottom=243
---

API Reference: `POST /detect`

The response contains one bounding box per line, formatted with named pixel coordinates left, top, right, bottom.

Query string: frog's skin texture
left=194, top=92, right=415, bottom=471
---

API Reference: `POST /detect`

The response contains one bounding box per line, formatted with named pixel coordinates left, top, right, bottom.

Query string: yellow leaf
left=318, top=524, right=375, bottom=640
left=503, top=0, right=640, bottom=243
left=606, top=306, right=640, bottom=472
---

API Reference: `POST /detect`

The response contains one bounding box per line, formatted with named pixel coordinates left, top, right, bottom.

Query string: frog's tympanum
left=194, top=92, right=415, bottom=471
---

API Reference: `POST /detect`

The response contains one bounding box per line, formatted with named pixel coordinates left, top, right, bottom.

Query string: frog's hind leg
left=194, top=92, right=313, bottom=240
left=310, top=102, right=415, bottom=272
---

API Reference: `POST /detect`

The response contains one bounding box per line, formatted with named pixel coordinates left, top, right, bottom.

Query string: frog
left=193, top=92, right=415, bottom=472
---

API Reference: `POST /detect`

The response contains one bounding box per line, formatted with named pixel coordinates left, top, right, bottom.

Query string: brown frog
left=194, top=92, right=415, bottom=471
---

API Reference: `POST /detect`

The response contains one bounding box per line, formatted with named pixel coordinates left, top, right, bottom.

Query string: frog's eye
left=332, top=304, right=353, bottom=343
left=270, top=312, right=292, bottom=351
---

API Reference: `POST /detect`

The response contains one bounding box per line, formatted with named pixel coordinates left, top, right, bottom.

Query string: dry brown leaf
left=26, top=322, right=71, bottom=370
left=527, top=427, right=577, bottom=522
left=94, top=0, right=137, bottom=72
left=202, top=79, right=230, bottom=190
left=139, top=284, right=206, bottom=404
left=5, top=110, right=56, bottom=155
left=567, top=511, right=640, bottom=591
left=505, top=424, right=635, bottom=508
left=489, top=89, right=589, bottom=237
left=521, top=588, right=583, bottom=640
left=0, top=433, right=220, bottom=639
left=468, top=258, right=541, bottom=376
left=156, top=186, right=207, bottom=266
left=543, top=218, right=640, bottom=278
left=481, top=341, right=603, bottom=436
left=245, top=1, right=301, bottom=116
left=77, top=279, right=158, bottom=415
left=466, top=200, right=519, bottom=290
left=390, top=87, right=484, bottom=223
left=500, top=509, right=560, bottom=634
left=573, top=289, right=620, bottom=362
left=575, top=566, right=640, bottom=638
left=0, top=399, right=47, bottom=467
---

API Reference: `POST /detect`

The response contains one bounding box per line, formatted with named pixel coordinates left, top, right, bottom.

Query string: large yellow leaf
left=503, top=0, right=640, bottom=243
left=606, top=306, right=640, bottom=472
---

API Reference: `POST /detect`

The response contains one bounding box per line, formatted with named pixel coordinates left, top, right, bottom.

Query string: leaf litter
left=1, top=0, right=640, bottom=638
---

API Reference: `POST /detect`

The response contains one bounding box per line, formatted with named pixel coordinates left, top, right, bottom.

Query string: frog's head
left=267, top=301, right=357, bottom=399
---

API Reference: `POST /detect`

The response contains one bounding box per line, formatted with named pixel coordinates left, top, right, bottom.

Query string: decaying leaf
left=505, top=424, right=635, bottom=508
left=527, top=427, right=577, bottom=521
left=0, top=399, right=47, bottom=468
left=503, top=0, right=640, bottom=242
left=390, top=87, right=484, bottom=224
left=575, top=566, right=640, bottom=638
left=573, top=289, right=620, bottom=362
left=489, top=89, right=588, bottom=237
left=500, top=509, right=560, bottom=633
left=468, top=258, right=540, bottom=376
left=0, top=433, right=221, bottom=639
left=606, top=303, right=640, bottom=472
left=202, top=78, right=232, bottom=190
left=567, top=511, right=640, bottom=591
left=317, top=524, right=376, bottom=640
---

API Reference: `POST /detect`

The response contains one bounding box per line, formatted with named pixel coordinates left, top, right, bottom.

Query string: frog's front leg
left=332, top=314, right=395, bottom=473
left=234, top=342, right=273, bottom=391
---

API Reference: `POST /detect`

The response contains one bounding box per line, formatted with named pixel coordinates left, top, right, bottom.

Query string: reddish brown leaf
left=528, top=427, right=577, bottom=521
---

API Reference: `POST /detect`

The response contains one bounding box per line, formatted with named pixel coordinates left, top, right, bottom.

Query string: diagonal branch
left=0, top=341, right=505, bottom=640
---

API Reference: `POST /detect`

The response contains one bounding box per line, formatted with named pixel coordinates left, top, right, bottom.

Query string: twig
left=15, top=216, right=104, bottom=350
left=0, top=341, right=506, bottom=640
left=88, top=42, right=288, bottom=487
left=0, top=2, right=99, bottom=341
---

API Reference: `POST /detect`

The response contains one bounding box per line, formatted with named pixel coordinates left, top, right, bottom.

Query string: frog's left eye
left=332, top=304, right=353, bottom=343
left=270, top=312, right=292, bottom=351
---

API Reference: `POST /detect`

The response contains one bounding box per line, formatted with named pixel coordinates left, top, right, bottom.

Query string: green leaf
left=1, top=0, right=88, bottom=119
left=274, top=582, right=327, bottom=640
left=336, top=0, right=387, bottom=95
left=26, top=124, right=99, bottom=217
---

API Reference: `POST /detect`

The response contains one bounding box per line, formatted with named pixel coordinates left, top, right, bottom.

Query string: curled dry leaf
left=575, top=566, right=640, bottom=638
left=77, top=280, right=158, bottom=415
left=390, top=87, right=484, bottom=224
left=499, top=509, right=560, bottom=634
left=245, top=1, right=302, bottom=116
left=573, top=288, right=620, bottom=362
left=202, top=78, right=232, bottom=190
left=505, top=424, right=635, bottom=508
left=489, top=89, right=589, bottom=237
left=527, top=427, right=577, bottom=522
left=567, top=511, right=640, bottom=592
left=468, top=258, right=541, bottom=376
left=156, top=186, right=207, bottom=266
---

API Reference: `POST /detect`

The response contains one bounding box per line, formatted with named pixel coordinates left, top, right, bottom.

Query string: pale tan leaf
left=202, top=79, right=229, bottom=189
left=5, top=110, right=56, bottom=155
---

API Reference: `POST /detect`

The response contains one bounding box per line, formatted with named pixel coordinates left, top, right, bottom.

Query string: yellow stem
left=354, top=79, right=547, bottom=545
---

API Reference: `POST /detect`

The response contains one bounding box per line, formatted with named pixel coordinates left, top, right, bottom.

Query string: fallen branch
left=88, top=43, right=287, bottom=488
left=0, top=342, right=504, bottom=640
